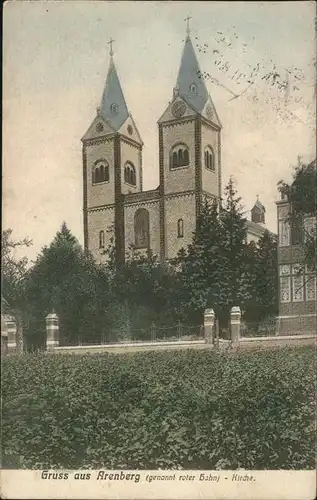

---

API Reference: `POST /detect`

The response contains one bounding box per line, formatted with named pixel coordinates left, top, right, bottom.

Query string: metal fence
left=241, top=319, right=276, bottom=337
left=75, top=322, right=204, bottom=346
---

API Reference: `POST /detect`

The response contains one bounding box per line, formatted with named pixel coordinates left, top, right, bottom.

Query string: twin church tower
left=82, top=26, right=229, bottom=263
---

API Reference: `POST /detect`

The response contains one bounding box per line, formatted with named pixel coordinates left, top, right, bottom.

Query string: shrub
left=2, top=346, right=315, bottom=469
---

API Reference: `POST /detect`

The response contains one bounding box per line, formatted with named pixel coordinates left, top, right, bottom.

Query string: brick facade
left=276, top=197, right=317, bottom=335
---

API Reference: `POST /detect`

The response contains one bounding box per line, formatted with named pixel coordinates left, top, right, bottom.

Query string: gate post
left=230, top=306, right=241, bottom=344
left=204, top=309, right=215, bottom=344
left=6, top=319, right=17, bottom=353
left=46, top=312, right=59, bottom=350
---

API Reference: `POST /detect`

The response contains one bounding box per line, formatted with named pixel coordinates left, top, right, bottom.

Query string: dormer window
left=170, top=143, right=190, bottom=169
left=189, top=83, right=197, bottom=94
left=110, top=103, right=119, bottom=115
left=124, top=162, right=136, bottom=186
left=92, top=160, right=110, bottom=184
left=204, top=146, right=215, bottom=171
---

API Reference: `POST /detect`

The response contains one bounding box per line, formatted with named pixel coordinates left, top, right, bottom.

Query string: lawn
left=1, top=346, right=315, bottom=470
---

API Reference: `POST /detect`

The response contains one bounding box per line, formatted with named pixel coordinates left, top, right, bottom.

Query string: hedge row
left=2, top=346, right=315, bottom=469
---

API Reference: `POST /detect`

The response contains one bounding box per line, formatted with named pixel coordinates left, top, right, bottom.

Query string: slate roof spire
left=99, top=39, right=129, bottom=130
left=175, top=22, right=209, bottom=113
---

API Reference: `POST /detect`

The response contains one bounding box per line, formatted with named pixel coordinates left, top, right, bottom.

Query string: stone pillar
left=204, top=308, right=215, bottom=344
left=6, top=319, right=17, bottom=353
left=46, top=312, right=59, bottom=350
left=230, top=306, right=241, bottom=344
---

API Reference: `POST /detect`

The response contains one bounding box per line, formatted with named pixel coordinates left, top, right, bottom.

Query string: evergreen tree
left=25, top=223, right=114, bottom=348
left=179, top=178, right=255, bottom=328
left=243, top=230, right=278, bottom=326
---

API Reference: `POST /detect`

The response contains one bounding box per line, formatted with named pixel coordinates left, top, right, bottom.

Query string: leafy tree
left=25, top=223, right=114, bottom=348
left=1, top=229, right=32, bottom=352
left=105, top=244, right=182, bottom=338
left=278, top=160, right=316, bottom=271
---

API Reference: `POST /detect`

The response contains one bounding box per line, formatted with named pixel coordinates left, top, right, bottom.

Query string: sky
left=3, top=1, right=316, bottom=262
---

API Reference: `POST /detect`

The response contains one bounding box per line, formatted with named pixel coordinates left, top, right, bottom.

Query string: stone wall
left=164, top=192, right=196, bottom=259
left=124, top=199, right=160, bottom=257
left=87, top=206, right=115, bottom=263
left=162, top=120, right=196, bottom=195
left=85, top=139, right=115, bottom=208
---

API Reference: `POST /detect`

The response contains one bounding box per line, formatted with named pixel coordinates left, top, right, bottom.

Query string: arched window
left=134, top=208, right=150, bottom=249
left=204, top=146, right=215, bottom=171
left=111, top=103, right=119, bottom=115
left=92, top=161, right=109, bottom=184
left=99, top=230, right=105, bottom=249
left=189, top=83, right=197, bottom=94
left=124, top=162, right=136, bottom=186
left=177, top=219, right=184, bottom=238
left=170, top=143, right=190, bottom=169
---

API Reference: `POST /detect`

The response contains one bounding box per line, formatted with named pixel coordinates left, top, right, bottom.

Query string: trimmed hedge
left=2, top=346, right=315, bottom=469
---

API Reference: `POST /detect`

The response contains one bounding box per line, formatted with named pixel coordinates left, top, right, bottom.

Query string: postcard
left=2, top=1, right=316, bottom=499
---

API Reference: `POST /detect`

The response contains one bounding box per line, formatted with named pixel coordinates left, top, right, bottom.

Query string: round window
left=127, top=125, right=133, bottom=135
left=96, top=122, right=104, bottom=133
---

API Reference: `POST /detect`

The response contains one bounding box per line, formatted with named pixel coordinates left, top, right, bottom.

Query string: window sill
left=205, top=166, right=216, bottom=172
left=92, top=181, right=110, bottom=186
left=169, top=165, right=190, bottom=171
left=124, top=182, right=137, bottom=187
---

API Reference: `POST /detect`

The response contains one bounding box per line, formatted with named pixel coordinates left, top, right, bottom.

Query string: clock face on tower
left=172, top=101, right=186, bottom=119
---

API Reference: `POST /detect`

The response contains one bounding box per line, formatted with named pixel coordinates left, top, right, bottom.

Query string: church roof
left=252, top=196, right=266, bottom=212
left=99, top=56, right=129, bottom=130
left=176, top=34, right=209, bottom=113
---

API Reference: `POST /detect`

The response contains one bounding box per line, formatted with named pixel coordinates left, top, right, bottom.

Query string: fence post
left=215, top=318, right=220, bottom=350
left=46, top=312, right=59, bottom=350
left=151, top=322, right=156, bottom=342
left=204, top=309, right=215, bottom=344
left=230, top=306, right=241, bottom=344
left=6, top=319, right=17, bottom=353
left=177, top=320, right=182, bottom=339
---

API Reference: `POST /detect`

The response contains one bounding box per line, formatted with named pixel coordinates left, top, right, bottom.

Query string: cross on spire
left=108, top=37, right=115, bottom=56
left=184, top=15, right=192, bottom=35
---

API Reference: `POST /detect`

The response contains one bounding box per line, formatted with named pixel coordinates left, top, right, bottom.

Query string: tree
left=178, top=178, right=255, bottom=329
left=105, top=244, right=182, bottom=338
left=25, top=223, right=114, bottom=348
left=278, top=159, right=316, bottom=271
left=243, top=230, right=278, bottom=325
left=1, top=229, right=32, bottom=352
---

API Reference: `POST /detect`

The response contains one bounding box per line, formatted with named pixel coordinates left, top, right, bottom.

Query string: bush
left=2, top=346, right=315, bottom=469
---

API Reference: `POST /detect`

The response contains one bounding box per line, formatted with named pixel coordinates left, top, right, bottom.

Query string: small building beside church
left=82, top=26, right=268, bottom=265
left=276, top=158, right=316, bottom=335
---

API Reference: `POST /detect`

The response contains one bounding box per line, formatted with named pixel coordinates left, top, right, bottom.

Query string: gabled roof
left=99, top=57, right=129, bottom=130
left=252, top=196, right=266, bottom=212
left=176, top=35, right=209, bottom=113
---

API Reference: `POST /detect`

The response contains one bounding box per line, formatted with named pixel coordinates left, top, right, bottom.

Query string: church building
left=82, top=25, right=267, bottom=264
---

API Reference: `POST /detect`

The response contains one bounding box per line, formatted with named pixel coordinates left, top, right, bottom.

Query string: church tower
left=157, top=20, right=222, bottom=260
left=82, top=40, right=143, bottom=263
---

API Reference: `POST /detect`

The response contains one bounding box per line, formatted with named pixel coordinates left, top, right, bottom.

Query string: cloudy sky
left=3, top=1, right=316, bottom=261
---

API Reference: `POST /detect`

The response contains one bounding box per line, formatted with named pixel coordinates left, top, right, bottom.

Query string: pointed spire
left=175, top=21, right=209, bottom=113
left=251, top=195, right=266, bottom=224
left=99, top=40, right=129, bottom=130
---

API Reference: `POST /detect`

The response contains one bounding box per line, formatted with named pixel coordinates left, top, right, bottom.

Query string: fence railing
left=241, top=320, right=277, bottom=338
left=80, top=323, right=205, bottom=346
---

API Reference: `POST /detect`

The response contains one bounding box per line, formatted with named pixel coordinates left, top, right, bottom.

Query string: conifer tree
left=179, top=178, right=256, bottom=327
